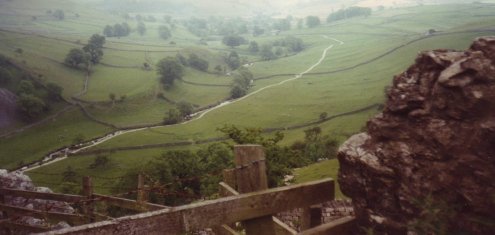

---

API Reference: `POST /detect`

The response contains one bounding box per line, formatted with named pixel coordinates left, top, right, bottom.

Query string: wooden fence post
left=234, top=145, right=275, bottom=235
left=222, top=169, right=236, bottom=191
left=137, top=174, right=148, bottom=204
left=213, top=182, right=240, bottom=235
left=82, top=176, right=94, bottom=223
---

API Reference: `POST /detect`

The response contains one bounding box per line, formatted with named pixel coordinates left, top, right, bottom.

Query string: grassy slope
left=0, top=109, right=112, bottom=169
left=0, top=2, right=493, bottom=192
left=293, top=159, right=344, bottom=199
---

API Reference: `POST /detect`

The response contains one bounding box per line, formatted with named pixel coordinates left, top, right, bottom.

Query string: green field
left=0, top=1, right=494, bottom=194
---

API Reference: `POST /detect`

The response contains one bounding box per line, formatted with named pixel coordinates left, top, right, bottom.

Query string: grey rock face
left=338, top=37, right=495, bottom=235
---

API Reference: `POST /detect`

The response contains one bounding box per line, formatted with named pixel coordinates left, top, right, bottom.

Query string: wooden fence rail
left=93, top=194, right=169, bottom=212
left=0, top=173, right=168, bottom=234
left=0, top=203, right=87, bottom=225
left=0, top=188, right=85, bottom=203
left=38, top=178, right=335, bottom=235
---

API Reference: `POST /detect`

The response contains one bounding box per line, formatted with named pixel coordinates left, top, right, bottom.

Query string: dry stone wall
left=277, top=200, right=354, bottom=231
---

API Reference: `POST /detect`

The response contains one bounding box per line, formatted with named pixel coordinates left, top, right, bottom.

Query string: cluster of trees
left=248, top=41, right=259, bottom=53
left=186, top=53, right=209, bottom=72
left=157, top=52, right=210, bottom=88
left=260, top=44, right=276, bottom=60
left=163, top=101, right=194, bottom=125
left=182, top=14, right=334, bottom=40
left=16, top=80, right=63, bottom=119
left=1, top=55, right=62, bottom=119
left=156, top=56, right=184, bottom=87
left=249, top=36, right=304, bottom=61
left=185, top=17, right=259, bottom=38
left=273, top=36, right=304, bottom=53
left=222, top=35, right=246, bottom=48
left=180, top=12, right=370, bottom=42
left=110, top=125, right=338, bottom=205
left=65, top=34, right=106, bottom=70
left=103, top=23, right=131, bottom=37
left=112, top=142, right=233, bottom=205
left=306, top=16, right=321, bottom=28
left=230, top=68, right=253, bottom=99
left=327, top=7, right=372, bottom=22
left=224, top=51, right=241, bottom=70
left=16, top=80, right=47, bottom=119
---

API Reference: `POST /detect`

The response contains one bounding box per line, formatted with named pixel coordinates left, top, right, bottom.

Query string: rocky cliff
left=338, top=37, right=495, bottom=234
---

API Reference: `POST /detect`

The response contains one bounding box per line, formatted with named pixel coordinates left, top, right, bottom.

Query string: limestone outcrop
left=338, top=37, right=495, bottom=234
left=0, top=170, right=73, bottom=233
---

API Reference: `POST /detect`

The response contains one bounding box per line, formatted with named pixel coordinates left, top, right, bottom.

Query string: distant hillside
left=94, top=0, right=495, bottom=18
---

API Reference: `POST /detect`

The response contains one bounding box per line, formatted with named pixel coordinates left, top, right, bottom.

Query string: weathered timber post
left=212, top=169, right=240, bottom=235
left=234, top=145, right=275, bottom=235
left=137, top=174, right=148, bottom=204
left=222, top=169, right=236, bottom=191
left=82, top=176, right=95, bottom=223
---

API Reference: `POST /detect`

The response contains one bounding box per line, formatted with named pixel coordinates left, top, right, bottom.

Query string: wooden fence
left=0, top=145, right=355, bottom=235
left=0, top=174, right=168, bottom=234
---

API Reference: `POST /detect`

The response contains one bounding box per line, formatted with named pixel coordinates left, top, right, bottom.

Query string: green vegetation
left=230, top=68, right=253, bottom=98
left=0, top=55, right=64, bottom=120
left=293, top=159, right=344, bottom=198
left=0, top=1, right=493, bottom=201
left=305, top=16, right=321, bottom=28
left=222, top=35, right=246, bottom=48
left=327, top=6, right=372, bottom=22
left=156, top=57, right=184, bottom=86
left=103, top=23, right=131, bottom=37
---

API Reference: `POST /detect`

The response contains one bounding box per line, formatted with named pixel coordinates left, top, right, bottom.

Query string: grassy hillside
left=0, top=1, right=494, bottom=194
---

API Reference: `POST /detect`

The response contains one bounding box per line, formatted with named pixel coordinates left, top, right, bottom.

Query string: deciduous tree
left=187, top=53, right=209, bottom=71
left=156, top=57, right=183, bottom=86
left=306, top=16, right=321, bottom=28
left=64, top=48, right=87, bottom=68
left=17, top=94, right=46, bottom=118
left=158, top=25, right=172, bottom=40
left=83, top=34, right=106, bottom=64
left=225, top=51, right=240, bottom=70
left=248, top=41, right=259, bottom=53
left=222, top=35, right=245, bottom=48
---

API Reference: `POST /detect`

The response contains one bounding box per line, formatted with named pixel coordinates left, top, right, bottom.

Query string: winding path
left=193, top=36, right=344, bottom=120
left=21, top=35, right=345, bottom=172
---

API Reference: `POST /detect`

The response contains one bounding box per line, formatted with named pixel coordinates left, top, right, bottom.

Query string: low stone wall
left=276, top=199, right=354, bottom=231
